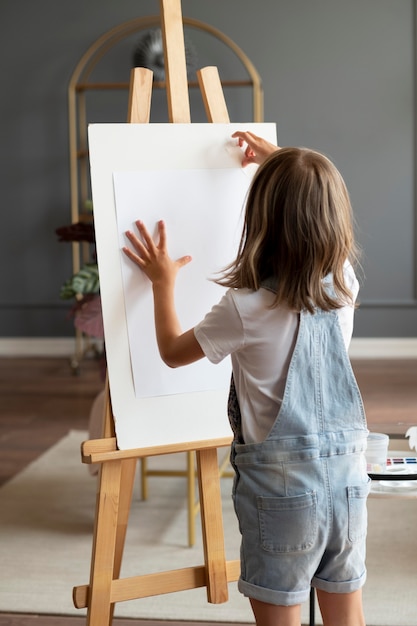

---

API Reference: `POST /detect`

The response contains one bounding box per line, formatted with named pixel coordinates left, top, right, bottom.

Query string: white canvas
left=88, top=122, right=277, bottom=450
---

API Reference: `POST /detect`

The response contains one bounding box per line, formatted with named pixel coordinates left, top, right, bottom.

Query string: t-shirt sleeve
left=194, top=289, right=244, bottom=364
left=337, top=262, right=360, bottom=349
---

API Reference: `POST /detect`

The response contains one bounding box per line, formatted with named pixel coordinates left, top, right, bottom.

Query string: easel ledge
left=81, top=435, right=232, bottom=464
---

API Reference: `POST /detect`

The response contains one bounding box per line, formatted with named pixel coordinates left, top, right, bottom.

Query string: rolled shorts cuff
left=312, top=570, right=367, bottom=595
left=238, top=578, right=311, bottom=607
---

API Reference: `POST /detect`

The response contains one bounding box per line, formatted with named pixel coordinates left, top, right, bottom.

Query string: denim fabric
left=229, top=308, right=370, bottom=606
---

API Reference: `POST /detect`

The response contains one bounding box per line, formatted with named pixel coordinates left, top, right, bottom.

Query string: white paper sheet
left=114, top=168, right=247, bottom=398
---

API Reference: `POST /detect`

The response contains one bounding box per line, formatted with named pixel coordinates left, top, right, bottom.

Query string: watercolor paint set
left=386, top=456, right=417, bottom=466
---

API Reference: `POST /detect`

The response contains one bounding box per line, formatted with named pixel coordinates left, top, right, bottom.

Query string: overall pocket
left=257, top=491, right=317, bottom=553
left=347, top=481, right=371, bottom=542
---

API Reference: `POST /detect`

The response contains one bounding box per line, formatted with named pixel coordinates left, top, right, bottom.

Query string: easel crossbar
left=74, top=559, right=240, bottom=608
left=82, top=436, right=232, bottom=464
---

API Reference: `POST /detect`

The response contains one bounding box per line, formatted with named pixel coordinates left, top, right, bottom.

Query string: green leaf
left=60, top=263, right=100, bottom=300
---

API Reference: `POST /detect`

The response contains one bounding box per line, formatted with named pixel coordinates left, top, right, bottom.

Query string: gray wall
left=1, top=0, right=416, bottom=338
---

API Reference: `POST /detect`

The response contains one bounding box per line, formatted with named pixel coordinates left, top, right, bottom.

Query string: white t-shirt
left=194, top=263, right=359, bottom=444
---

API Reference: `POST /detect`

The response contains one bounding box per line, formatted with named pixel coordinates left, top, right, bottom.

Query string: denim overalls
left=228, top=306, right=370, bottom=606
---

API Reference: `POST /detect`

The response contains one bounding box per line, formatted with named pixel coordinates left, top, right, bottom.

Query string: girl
left=123, top=131, right=369, bottom=626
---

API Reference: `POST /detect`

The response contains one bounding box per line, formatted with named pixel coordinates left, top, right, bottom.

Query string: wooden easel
left=72, top=1, right=241, bottom=624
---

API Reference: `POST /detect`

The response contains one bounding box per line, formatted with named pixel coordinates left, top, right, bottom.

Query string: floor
left=0, top=355, right=416, bottom=625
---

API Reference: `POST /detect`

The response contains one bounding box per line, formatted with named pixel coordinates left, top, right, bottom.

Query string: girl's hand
left=232, top=130, right=279, bottom=167
left=123, top=220, right=191, bottom=287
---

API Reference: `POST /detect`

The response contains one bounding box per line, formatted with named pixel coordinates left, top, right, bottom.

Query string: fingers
left=232, top=130, right=263, bottom=167
left=232, top=130, right=259, bottom=146
left=232, top=130, right=257, bottom=145
left=176, top=254, right=192, bottom=269
left=156, top=219, right=167, bottom=251
left=123, top=220, right=163, bottom=264
left=232, top=130, right=279, bottom=167
left=123, top=229, right=149, bottom=267
left=123, top=220, right=192, bottom=275
left=134, top=219, right=159, bottom=255
left=242, top=146, right=257, bottom=167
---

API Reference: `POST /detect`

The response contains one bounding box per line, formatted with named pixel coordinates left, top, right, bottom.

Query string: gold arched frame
left=68, top=15, right=263, bottom=249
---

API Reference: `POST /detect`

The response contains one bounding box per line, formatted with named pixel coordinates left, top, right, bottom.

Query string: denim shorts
left=232, top=437, right=371, bottom=606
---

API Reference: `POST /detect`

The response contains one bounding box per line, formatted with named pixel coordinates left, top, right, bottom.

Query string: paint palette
left=377, top=453, right=417, bottom=490
left=386, top=455, right=417, bottom=468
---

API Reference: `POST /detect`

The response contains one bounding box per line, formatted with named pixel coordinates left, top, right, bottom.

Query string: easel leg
left=86, top=458, right=123, bottom=626
left=140, top=457, right=148, bottom=500
left=89, top=377, right=137, bottom=624
left=109, top=457, right=137, bottom=622
left=196, top=448, right=228, bottom=604
left=187, top=450, right=196, bottom=547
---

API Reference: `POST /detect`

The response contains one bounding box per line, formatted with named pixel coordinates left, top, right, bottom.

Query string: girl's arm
left=123, top=220, right=205, bottom=368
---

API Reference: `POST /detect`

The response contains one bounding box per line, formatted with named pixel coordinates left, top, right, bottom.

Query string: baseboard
left=0, top=338, right=76, bottom=357
left=348, top=338, right=417, bottom=359
left=0, top=337, right=416, bottom=358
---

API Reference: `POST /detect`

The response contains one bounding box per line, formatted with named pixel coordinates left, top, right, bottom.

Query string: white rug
left=0, top=430, right=416, bottom=626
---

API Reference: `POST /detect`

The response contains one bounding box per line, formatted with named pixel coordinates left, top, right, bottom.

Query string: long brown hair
left=217, top=147, right=359, bottom=313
